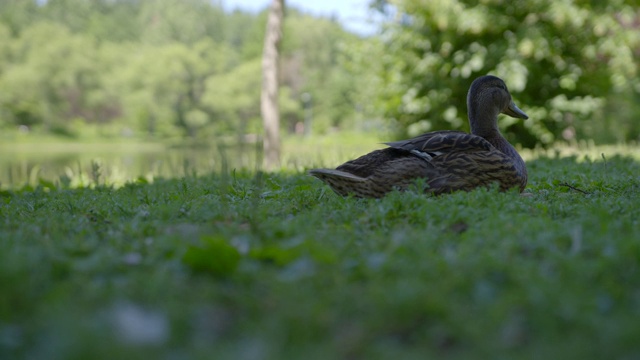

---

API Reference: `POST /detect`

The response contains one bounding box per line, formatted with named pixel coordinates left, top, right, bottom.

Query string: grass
left=1, top=147, right=640, bottom=359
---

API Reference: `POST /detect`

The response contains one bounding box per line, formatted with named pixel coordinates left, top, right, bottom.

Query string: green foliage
left=138, top=0, right=226, bottom=45
left=0, top=0, right=364, bottom=140
left=201, top=59, right=263, bottom=134
left=369, top=0, right=640, bottom=145
left=0, top=21, right=110, bottom=132
left=1, top=151, right=640, bottom=358
left=0, top=0, right=39, bottom=35
left=182, top=235, right=240, bottom=276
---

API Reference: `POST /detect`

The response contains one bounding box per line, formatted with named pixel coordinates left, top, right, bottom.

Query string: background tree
left=281, top=14, right=363, bottom=133
left=3, top=0, right=635, bottom=147
left=261, top=0, right=285, bottom=170
left=0, top=22, right=113, bottom=135
left=0, top=0, right=359, bottom=141
left=368, top=0, right=640, bottom=146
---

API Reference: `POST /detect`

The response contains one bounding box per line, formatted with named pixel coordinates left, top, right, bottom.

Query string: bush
left=371, top=0, right=640, bottom=146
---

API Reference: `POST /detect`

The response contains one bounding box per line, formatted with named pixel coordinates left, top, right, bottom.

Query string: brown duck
left=309, top=75, right=529, bottom=198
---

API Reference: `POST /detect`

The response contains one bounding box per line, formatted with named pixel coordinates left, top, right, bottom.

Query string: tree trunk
left=260, top=0, right=284, bottom=170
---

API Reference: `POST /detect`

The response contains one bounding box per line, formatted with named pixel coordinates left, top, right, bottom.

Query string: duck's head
left=467, top=75, right=528, bottom=135
left=469, top=75, right=528, bottom=120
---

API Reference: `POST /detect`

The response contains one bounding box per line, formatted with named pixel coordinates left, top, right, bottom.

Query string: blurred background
left=0, top=0, right=638, bottom=187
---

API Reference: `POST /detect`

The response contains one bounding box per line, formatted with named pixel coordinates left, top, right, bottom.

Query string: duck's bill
left=504, top=101, right=529, bottom=119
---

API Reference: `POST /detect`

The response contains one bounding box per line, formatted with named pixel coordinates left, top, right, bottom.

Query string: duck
left=308, top=75, right=529, bottom=198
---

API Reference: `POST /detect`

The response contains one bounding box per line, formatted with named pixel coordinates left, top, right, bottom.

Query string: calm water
left=0, top=142, right=263, bottom=188
left=0, top=135, right=387, bottom=189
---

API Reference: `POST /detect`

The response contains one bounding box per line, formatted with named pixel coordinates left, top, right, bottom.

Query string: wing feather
left=384, top=131, right=494, bottom=155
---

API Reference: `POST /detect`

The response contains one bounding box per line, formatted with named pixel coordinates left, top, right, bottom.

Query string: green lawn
left=1, top=149, right=639, bottom=359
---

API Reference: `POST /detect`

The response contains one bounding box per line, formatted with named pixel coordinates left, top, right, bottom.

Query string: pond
left=0, top=141, right=264, bottom=189
left=0, top=137, right=380, bottom=189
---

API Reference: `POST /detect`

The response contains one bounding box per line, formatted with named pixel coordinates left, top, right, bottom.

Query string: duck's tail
left=308, top=169, right=381, bottom=198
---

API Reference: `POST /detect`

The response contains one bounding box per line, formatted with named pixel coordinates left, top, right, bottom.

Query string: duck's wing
left=385, top=131, right=525, bottom=192
left=333, top=148, right=413, bottom=178
left=384, top=131, right=494, bottom=158
left=309, top=154, right=435, bottom=198
left=330, top=131, right=496, bottom=180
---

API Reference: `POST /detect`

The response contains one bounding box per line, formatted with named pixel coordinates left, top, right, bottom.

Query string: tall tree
left=261, top=0, right=284, bottom=170
left=369, top=0, right=640, bottom=146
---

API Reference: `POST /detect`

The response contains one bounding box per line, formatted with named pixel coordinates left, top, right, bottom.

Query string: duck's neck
left=468, top=97, right=511, bottom=150
left=475, top=124, right=522, bottom=169
left=468, top=95, right=500, bottom=139
left=468, top=99, right=528, bottom=183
